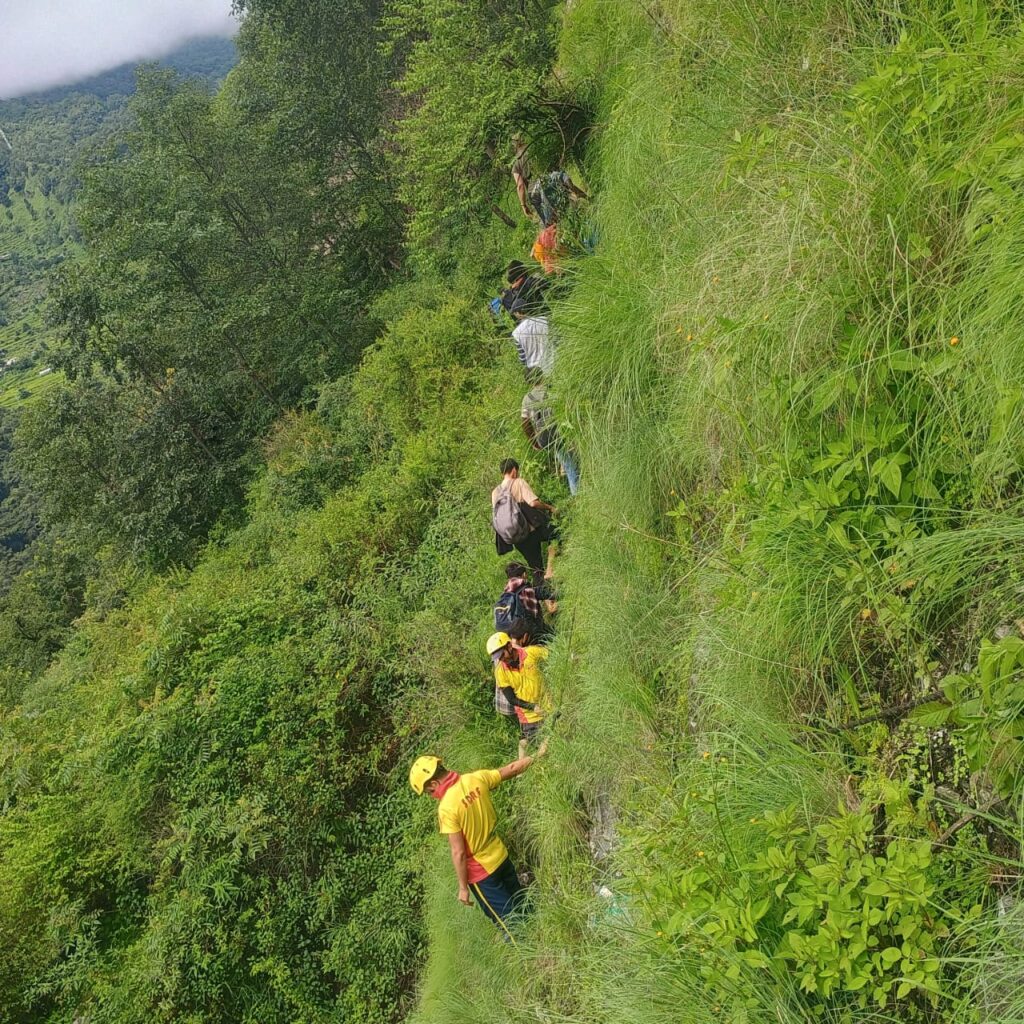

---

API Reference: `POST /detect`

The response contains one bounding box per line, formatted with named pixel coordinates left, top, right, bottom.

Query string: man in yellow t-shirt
left=408, top=743, right=547, bottom=934
left=487, top=631, right=551, bottom=744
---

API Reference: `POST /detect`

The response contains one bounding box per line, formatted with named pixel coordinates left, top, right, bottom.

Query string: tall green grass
left=412, top=0, right=1024, bottom=1020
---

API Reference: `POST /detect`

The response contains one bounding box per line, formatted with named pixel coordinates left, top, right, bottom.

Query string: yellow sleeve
left=481, top=769, right=503, bottom=791
left=527, top=646, right=549, bottom=666
left=437, top=806, right=461, bottom=835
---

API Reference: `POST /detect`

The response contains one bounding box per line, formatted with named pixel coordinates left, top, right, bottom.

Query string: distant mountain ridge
left=3, top=35, right=238, bottom=106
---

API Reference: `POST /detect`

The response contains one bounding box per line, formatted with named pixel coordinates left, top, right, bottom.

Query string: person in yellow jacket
left=409, top=743, right=547, bottom=935
left=487, top=631, right=552, bottom=744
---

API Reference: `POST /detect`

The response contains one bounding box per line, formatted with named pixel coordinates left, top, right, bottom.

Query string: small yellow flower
left=697, top=851, right=705, bottom=857
left=712, top=275, right=720, bottom=283
left=719, top=757, right=727, bottom=764
left=656, top=930, right=663, bottom=937
left=750, top=817, right=759, bottom=824
left=691, top=791, right=699, bottom=798
left=687, top=333, right=694, bottom=341
left=950, top=336, right=960, bottom=346
left=860, top=607, right=873, bottom=620
left=702, top=751, right=711, bottom=759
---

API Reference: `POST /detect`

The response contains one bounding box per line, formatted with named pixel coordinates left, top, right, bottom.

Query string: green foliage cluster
left=912, top=636, right=1024, bottom=799
left=12, top=11, right=399, bottom=564
left=643, top=791, right=956, bottom=1015
left=0, top=222, right=529, bottom=1021
left=387, top=0, right=563, bottom=256
left=0, top=3, right=562, bottom=1020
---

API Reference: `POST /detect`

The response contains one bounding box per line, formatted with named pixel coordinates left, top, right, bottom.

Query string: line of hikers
left=410, top=140, right=591, bottom=936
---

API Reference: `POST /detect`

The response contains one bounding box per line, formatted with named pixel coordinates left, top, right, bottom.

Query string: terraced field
left=0, top=173, right=76, bottom=406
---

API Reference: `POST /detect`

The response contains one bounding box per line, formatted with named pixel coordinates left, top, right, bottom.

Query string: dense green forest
left=0, top=37, right=237, bottom=597
left=3, top=1, right=1024, bottom=1023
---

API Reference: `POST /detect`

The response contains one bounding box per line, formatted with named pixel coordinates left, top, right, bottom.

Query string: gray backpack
left=492, top=484, right=532, bottom=544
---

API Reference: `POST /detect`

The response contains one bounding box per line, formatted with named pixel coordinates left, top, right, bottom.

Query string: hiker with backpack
left=521, top=383, right=580, bottom=496
left=510, top=133, right=588, bottom=227
left=491, top=458, right=558, bottom=587
left=408, top=741, right=548, bottom=936
left=494, top=561, right=552, bottom=645
left=527, top=169, right=589, bottom=228
left=486, top=631, right=552, bottom=745
left=501, top=260, right=550, bottom=319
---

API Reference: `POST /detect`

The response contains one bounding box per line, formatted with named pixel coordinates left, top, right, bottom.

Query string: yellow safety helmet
left=486, top=631, right=512, bottom=660
left=409, top=755, right=441, bottom=795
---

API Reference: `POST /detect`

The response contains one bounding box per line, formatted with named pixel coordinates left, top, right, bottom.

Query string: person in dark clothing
left=494, top=561, right=553, bottom=643
left=501, top=260, right=550, bottom=319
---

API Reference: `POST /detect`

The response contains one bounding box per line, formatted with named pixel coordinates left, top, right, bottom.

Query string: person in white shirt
left=511, top=315, right=554, bottom=378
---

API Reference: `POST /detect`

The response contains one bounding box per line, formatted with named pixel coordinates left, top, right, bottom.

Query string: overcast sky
left=1, top=1, right=237, bottom=99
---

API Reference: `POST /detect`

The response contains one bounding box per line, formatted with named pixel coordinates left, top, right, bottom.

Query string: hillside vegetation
left=2, top=2, right=1024, bottom=1024
left=0, top=37, right=237, bottom=408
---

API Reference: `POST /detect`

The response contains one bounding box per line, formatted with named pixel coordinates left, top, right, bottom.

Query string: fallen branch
left=830, top=689, right=945, bottom=733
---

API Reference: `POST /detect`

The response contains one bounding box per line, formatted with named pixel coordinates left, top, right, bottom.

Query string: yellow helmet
left=486, top=631, right=512, bottom=659
left=409, top=755, right=441, bottom=795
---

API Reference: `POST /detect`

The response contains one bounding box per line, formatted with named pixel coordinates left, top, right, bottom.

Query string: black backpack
left=494, top=589, right=529, bottom=636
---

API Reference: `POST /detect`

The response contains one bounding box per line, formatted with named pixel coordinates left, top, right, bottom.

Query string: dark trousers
left=513, top=519, right=559, bottom=588
left=513, top=533, right=545, bottom=587
left=470, top=857, right=526, bottom=932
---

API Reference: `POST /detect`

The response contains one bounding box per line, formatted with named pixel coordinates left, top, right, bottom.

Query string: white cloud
left=0, top=0, right=237, bottom=99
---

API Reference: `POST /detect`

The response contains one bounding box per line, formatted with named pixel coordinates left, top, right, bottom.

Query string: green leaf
left=888, top=350, right=918, bottom=372
left=907, top=701, right=951, bottom=727
left=877, top=457, right=903, bottom=498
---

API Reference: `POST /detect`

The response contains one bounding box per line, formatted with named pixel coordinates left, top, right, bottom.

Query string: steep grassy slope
left=412, top=1, right=1024, bottom=1022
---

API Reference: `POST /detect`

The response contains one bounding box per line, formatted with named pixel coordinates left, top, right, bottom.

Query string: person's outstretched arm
left=514, top=171, right=533, bottom=219
left=498, top=739, right=549, bottom=782
left=448, top=832, right=472, bottom=905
